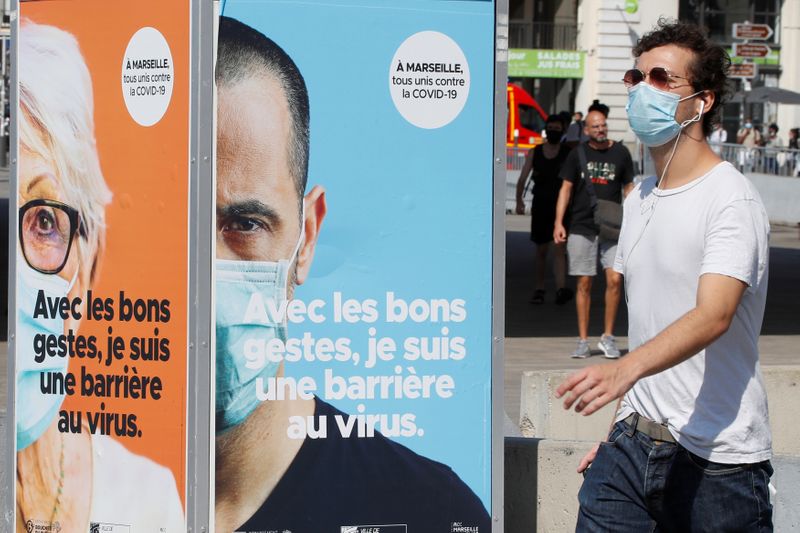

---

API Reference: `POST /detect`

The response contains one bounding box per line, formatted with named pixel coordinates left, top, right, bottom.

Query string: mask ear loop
left=288, top=202, right=306, bottom=267
left=277, top=202, right=307, bottom=308
left=65, top=264, right=80, bottom=293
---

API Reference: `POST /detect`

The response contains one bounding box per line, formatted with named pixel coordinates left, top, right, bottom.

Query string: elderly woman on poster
left=15, top=21, right=183, bottom=532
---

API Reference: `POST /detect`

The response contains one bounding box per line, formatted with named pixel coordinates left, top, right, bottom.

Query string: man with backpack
left=553, top=106, right=634, bottom=359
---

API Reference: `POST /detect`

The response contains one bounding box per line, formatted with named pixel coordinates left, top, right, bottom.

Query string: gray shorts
left=566, top=233, right=617, bottom=276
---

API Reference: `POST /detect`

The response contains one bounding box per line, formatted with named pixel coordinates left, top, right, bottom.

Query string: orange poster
left=14, top=1, right=190, bottom=531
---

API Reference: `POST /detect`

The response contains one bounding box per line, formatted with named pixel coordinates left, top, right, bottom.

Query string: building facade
left=510, top=0, right=800, bottom=150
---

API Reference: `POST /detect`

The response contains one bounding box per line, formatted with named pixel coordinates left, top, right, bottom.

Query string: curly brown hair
left=632, top=18, right=730, bottom=137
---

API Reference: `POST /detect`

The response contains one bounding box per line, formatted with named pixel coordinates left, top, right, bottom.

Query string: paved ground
left=0, top=341, right=5, bottom=416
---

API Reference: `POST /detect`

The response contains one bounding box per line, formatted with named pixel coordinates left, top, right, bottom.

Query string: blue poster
left=214, top=1, right=495, bottom=530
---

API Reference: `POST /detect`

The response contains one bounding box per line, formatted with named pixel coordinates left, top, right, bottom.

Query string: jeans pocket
left=682, top=448, right=746, bottom=475
left=604, top=421, right=626, bottom=445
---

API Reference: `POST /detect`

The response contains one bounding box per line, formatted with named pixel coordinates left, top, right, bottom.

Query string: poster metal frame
left=492, top=0, right=508, bottom=529
left=187, top=0, right=216, bottom=530
left=3, top=0, right=18, bottom=526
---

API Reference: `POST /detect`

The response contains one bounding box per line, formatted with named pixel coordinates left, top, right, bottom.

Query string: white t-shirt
left=90, top=434, right=185, bottom=531
left=614, top=161, right=771, bottom=463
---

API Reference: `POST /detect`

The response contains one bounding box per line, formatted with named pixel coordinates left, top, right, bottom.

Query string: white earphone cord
left=624, top=99, right=705, bottom=304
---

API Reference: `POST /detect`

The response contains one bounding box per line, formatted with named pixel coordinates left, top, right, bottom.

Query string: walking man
left=556, top=20, right=773, bottom=531
left=564, top=111, right=587, bottom=147
left=737, top=117, right=760, bottom=172
left=553, top=107, right=634, bottom=358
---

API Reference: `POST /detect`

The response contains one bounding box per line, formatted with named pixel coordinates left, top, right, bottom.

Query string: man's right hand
left=515, top=199, right=525, bottom=215
left=578, top=442, right=600, bottom=473
left=553, top=223, right=567, bottom=244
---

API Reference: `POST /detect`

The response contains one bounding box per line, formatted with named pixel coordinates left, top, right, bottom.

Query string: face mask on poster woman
left=16, top=254, right=77, bottom=450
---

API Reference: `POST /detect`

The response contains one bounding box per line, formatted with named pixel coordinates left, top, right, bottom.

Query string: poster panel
left=14, top=1, right=190, bottom=531
left=213, top=0, right=496, bottom=531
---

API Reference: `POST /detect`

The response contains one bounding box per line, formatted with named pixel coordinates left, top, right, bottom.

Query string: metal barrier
left=712, top=142, right=800, bottom=177
left=507, top=146, right=529, bottom=172
left=508, top=144, right=800, bottom=178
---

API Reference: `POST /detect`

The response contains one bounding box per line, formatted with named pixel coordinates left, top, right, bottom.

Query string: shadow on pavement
left=761, top=246, right=800, bottom=335
left=505, top=229, right=629, bottom=339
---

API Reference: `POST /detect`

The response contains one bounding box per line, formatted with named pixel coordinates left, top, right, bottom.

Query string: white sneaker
left=598, top=334, right=621, bottom=359
left=571, top=338, right=591, bottom=359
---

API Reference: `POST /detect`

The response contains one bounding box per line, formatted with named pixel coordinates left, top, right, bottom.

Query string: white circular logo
left=389, top=31, right=470, bottom=129
left=121, top=27, right=174, bottom=127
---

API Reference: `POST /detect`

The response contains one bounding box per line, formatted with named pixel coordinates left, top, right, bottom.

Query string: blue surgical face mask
left=626, top=83, right=703, bottom=147
left=215, top=222, right=304, bottom=434
left=16, top=255, right=76, bottom=450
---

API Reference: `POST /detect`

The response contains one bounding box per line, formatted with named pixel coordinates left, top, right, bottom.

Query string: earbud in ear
left=680, top=99, right=706, bottom=128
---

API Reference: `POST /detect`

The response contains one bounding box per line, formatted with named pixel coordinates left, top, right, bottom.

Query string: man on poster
left=213, top=16, right=490, bottom=532
left=556, top=20, right=773, bottom=531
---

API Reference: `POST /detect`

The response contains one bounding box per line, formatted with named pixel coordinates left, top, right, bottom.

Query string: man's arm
left=623, top=182, right=634, bottom=198
left=553, top=179, right=573, bottom=243
left=515, top=149, right=535, bottom=215
left=556, top=272, right=747, bottom=415
left=621, top=146, right=635, bottom=199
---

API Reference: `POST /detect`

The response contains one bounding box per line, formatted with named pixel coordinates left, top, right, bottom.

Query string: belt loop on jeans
left=625, top=413, right=639, bottom=437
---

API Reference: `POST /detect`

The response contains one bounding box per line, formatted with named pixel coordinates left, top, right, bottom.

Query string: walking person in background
left=564, top=111, right=587, bottom=147
left=587, top=99, right=610, bottom=118
left=516, top=115, right=574, bottom=305
left=557, top=20, right=773, bottom=532
left=736, top=117, right=760, bottom=171
left=789, top=127, right=799, bottom=176
left=553, top=106, right=634, bottom=358
left=762, top=123, right=781, bottom=173
left=789, top=127, right=799, bottom=150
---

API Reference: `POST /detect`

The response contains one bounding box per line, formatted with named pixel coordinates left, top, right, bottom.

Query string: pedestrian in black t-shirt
left=553, top=109, right=634, bottom=359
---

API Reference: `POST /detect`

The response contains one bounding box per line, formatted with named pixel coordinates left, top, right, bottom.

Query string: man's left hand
left=555, top=361, right=637, bottom=416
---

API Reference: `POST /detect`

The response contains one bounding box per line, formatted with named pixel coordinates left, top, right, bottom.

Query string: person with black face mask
left=516, top=115, right=574, bottom=305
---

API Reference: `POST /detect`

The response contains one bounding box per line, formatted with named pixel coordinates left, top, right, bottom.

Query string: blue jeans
left=576, top=418, right=773, bottom=532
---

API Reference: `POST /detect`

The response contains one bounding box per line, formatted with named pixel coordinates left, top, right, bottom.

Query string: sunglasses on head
left=623, top=67, right=691, bottom=91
